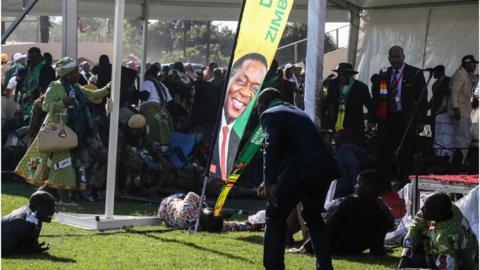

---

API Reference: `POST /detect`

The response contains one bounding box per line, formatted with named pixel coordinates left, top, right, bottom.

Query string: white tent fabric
left=455, top=185, right=479, bottom=239
left=1, top=0, right=349, bottom=22
left=424, top=7, right=480, bottom=74
left=355, top=5, right=479, bottom=86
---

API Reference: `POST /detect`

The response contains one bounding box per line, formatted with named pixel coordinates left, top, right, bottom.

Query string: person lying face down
left=157, top=192, right=203, bottom=230
left=2, top=191, right=55, bottom=255
left=156, top=192, right=262, bottom=232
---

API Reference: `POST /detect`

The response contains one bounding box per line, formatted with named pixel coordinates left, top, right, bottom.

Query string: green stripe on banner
left=214, top=125, right=264, bottom=216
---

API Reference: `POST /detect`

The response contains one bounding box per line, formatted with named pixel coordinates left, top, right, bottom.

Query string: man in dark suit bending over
left=257, top=88, right=339, bottom=270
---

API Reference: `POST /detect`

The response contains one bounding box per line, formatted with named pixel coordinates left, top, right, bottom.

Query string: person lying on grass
left=2, top=191, right=55, bottom=255
left=157, top=192, right=263, bottom=232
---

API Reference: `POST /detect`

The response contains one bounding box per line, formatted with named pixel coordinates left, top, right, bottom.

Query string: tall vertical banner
left=209, top=0, right=294, bottom=180
left=209, top=0, right=294, bottom=216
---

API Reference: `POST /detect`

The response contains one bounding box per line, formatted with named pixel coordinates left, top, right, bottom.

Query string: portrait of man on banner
left=210, top=53, right=268, bottom=180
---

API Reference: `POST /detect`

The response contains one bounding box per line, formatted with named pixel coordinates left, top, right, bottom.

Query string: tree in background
left=276, top=22, right=338, bottom=65
left=4, top=17, right=337, bottom=68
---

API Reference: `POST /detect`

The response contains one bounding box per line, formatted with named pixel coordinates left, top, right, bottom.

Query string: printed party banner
left=209, top=0, right=294, bottom=182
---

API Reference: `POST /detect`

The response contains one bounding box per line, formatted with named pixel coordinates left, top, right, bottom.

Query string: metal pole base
left=54, top=212, right=161, bottom=230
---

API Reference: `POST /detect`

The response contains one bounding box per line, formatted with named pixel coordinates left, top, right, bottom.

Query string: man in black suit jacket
left=429, top=65, right=450, bottom=139
left=257, top=88, right=339, bottom=270
left=2, top=191, right=55, bottom=255
left=374, top=46, right=427, bottom=191
left=321, top=63, right=374, bottom=139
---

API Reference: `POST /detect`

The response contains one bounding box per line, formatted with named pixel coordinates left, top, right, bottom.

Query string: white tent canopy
left=2, top=0, right=349, bottom=22
left=355, top=4, right=479, bottom=85
left=3, top=0, right=476, bottom=22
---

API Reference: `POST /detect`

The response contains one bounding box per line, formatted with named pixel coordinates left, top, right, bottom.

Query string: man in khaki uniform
left=448, top=55, right=478, bottom=163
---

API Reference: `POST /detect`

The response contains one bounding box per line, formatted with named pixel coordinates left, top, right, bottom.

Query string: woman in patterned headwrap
left=15, top=57, right=111, bottom=200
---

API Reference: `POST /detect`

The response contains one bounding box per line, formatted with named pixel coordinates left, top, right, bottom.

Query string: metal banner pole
left=192, top=0, right=248, bottom=234
left=105, top=0, right=125, bottom=219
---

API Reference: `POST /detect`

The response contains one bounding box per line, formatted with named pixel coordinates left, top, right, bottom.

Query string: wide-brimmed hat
left=332, top=63, right=358, bottom=74
left=462, top=55, right=479, bottom=65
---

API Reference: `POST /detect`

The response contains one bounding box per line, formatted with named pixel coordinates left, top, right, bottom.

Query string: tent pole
left=140, top=0, right=149, bottom=84
left=304, top=0, right=326, bottom=126
left=62, top=0, right=78, bottom=59
left=105, top=0, right=125, bottom=219
left=2, top=0, right=40, bottom=44
left=347, top=10, right=360, bottom=67
left=421, top=9, right=432, bottom=68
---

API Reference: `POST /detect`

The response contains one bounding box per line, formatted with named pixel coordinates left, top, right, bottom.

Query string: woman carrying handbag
left=15, top=57, right=111, bottom=203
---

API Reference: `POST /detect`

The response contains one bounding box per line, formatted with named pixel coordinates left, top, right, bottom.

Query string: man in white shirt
left=78, top=61, right=93, bottom=86
left=5, top=67, right=27, bottom=100
left=140, top=76, right=172, bottom=106
left=138, top=64, right=174, bottom=151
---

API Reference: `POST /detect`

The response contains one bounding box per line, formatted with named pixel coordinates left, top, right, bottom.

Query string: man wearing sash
left=321, top=63, right=373, bottom=139
left=374, top=46, right=427, bottom=191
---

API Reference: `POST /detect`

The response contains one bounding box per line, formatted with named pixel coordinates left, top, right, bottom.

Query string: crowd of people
left=321, top=47, right=479, bottom=196
left=1, top=45, right=478, bottom=270
left=0, top=46, right=314, bottom=203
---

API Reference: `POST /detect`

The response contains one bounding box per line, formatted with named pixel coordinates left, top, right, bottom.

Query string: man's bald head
left=388, top=45, right=405, bottom=69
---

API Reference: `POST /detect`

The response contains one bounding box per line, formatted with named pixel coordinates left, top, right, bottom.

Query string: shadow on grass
left=2, top=180, right=158, bottom=217
left=142, top=232, right=255, bottom=264
left=1, top=175, right=37, bottom=197
left=235, top=235, right=264, bottom=245
left=3, top=252, right=77, bottom=263
left=42, top=228, right=175, bottom=238
left=332, top=253, right=399, bottom=268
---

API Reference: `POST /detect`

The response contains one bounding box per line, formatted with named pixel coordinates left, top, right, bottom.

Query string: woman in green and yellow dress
left=15, top=57, right=110, bottom=192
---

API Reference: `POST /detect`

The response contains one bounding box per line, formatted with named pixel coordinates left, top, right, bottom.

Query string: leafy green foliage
left=276, top=22, right=338, bottom=65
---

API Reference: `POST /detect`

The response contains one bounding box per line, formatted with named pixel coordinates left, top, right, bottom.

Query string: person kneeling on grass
left=290, top=170, right=394, bottom=256
left=2, top=191, right=55, bottom=255
left=398, top=192, right=478, bottom=270
left=156, top=192, right=262, bottom=232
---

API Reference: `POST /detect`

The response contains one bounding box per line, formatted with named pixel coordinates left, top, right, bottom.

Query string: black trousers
left=263, top=181, right=332, bottom=270
left=376, top=112, right=416, bottom=191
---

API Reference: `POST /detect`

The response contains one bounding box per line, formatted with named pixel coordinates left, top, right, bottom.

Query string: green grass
left=2, top=180, right=400, bottom=269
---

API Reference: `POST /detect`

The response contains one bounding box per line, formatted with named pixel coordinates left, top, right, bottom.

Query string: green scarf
left=468, top=72, right=477, bottom=90
left=23, top=61, right=45, bottom=94
left=335, top=79, right=354, bottom=131
left=20, top=62, right=45, bottom=114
